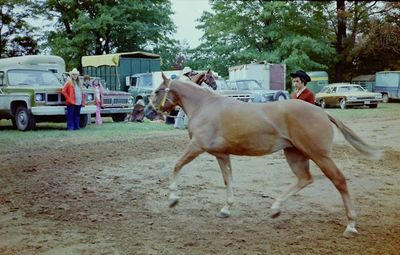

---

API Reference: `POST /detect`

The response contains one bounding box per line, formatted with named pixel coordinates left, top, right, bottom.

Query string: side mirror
left=125, top=77, right=131, bottom=86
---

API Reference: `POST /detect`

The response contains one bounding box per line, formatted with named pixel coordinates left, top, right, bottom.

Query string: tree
left=37, top=0, right=176, bottom=70
left=193, top=1, right=335, bottom=79
left=0, top=0, right=38, bottom=58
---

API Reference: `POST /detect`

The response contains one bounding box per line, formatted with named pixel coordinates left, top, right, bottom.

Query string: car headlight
left=348, top=96, right=357, bottom=101
left=375, top=94, right=382, bottom=99
left=128, top=97, right=134, bottom=105
left=87, top=93, right=94, bottom=101
left=35, top=93, right=45, bottom=102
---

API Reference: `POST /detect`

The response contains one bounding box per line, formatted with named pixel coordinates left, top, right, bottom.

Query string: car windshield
left=8, top=69, right=62, bottom=86
left=337, top=85, right=365, bottom=93
left=236, top=80, right=262, bottom=90
left=320, top=86, right=331, bottom=93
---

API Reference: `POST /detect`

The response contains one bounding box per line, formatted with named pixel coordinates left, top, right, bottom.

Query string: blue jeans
left=66, top=105, right=82, bottom=130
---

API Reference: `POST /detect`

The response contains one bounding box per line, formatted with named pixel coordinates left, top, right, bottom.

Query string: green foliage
left=0, top=0, right=38, bottom=57
left=192, top=1, right=335, bottom=78
left=38, top=0, right=176, bottom=70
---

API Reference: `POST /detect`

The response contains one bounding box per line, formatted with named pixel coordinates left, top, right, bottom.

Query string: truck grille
left=103, top=97, right=130, bottom=106
left=46, top=93, right=65, bottom=104
left=225, top=95, right=253, bottom=102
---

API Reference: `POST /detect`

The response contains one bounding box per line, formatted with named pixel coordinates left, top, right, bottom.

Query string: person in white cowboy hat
left=174, top=67, right=195, bottom=129
left=179, top=66, right=192, bottom=81
left=62, top=68, right=86, bottom=130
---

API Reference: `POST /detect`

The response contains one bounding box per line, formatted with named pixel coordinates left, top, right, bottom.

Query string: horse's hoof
left=169, top=198, right=179, bottom=208
left=271, top=209, right=281, bottom=218
left=343, top=225, right=358, bottom=238
left=216, top=211, right=230, bottom=218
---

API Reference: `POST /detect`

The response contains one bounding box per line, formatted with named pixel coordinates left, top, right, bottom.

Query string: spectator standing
left=290, top=70, right=315, bottom=104
left=92, top=78, right=104, bottom=125
left=83, top=75, right=91, bottom=89
left=62, top=68, right=86, bottom=130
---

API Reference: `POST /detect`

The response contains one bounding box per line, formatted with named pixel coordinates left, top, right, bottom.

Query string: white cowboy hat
left=182, top=66, right=192, bottom=74
left=69, top=68, right=80, bottom=75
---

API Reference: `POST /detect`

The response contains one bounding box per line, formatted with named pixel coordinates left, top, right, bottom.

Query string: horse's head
left=189, top=69, right=217, bottom=90
left=149, top=72, right=178, bottom=114
left=204, top=69, right=217, bottom=90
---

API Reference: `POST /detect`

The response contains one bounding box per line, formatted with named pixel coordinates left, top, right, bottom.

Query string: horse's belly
left=205, top=134, right=289, bottom=156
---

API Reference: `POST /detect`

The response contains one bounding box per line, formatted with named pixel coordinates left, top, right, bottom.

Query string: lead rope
left=160, top=80, right=172, bottom=107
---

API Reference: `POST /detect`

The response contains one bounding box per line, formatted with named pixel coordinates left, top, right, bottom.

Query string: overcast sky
left=170, top=0, right=212, bottom=48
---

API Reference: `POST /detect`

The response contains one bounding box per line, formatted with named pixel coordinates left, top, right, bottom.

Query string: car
left=226, top=79, right=289, bottom=103
left=315, top=83, right=383, bottom=109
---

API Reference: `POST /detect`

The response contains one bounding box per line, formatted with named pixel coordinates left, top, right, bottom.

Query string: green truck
left=0, top=55, right=96, bottom=131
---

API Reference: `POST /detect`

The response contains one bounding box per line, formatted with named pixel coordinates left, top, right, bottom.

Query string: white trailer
left=228, top=63, right=286, bottom=90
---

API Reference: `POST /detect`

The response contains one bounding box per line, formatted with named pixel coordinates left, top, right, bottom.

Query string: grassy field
left=0, top=103, right=399, bottom=144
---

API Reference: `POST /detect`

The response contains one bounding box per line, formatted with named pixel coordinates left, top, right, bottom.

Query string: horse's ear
left=161, top=72, right=168, bottom=82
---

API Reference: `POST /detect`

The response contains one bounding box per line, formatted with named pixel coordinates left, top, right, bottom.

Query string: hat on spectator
left=290, top=70, right=311, bottom=83
left=182, top=66, right=192, bottom=75
left=69, top=68, right=80, bottom=75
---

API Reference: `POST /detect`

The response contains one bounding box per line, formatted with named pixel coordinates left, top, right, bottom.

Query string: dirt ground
left=0, top=112, right=399, bottom=254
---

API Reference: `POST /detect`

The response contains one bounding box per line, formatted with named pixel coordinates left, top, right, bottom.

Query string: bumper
left=101, top=107, right=133, bottom=115
left=31, top=105, right=97, bottom=116
left=346, top=99, right=382, bottom=106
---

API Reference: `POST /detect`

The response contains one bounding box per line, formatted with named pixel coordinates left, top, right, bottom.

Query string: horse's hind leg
left=169, top=139, right=203, bottom=207
left=313, top=156, right=358, bottom=238
left=271, top=147, right=313, bottom=218
left=216, top=155, right=233, bottom=218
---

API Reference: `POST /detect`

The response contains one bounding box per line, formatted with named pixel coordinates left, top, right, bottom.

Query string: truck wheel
left=79, top=114, right=88, bottom=128
left=339, top=99, right=347, bottom=109
left=15, top=106, right=36, bottom=131
left=112, top=113, right=127, bottom=122
left=369, top=104, right=378, bottom=108
left=136, top=99, right=145, bottom=106
left=382, top=94, right=389, bottom=103
left=274, top=91, right=287, bottom=101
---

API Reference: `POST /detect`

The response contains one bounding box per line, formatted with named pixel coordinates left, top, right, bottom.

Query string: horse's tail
left=327, top=113, right=382, bottom=160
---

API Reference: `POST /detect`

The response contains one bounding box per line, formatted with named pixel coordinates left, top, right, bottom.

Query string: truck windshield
left=237, top=80, right=262, bottom=90
left=7, top=69, right=62, bottom=87
left=141, top=75, right=152, bottom=87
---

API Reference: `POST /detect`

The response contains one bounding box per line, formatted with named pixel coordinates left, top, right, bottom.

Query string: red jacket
left=62, top=80, right=86, bottom=106
left=291, top=87, right=315, bottom=104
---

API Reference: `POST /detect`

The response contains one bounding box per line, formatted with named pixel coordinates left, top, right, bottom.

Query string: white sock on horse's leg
left=169, top=181, right=179, bottom=207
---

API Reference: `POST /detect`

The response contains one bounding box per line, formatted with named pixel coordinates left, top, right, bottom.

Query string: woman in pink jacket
left=62, top=68, right=86, bottom=130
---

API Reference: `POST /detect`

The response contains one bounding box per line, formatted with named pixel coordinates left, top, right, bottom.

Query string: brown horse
left=187, top=69, right=217, bottom=90
left=150, top=73, right=381, bottom=237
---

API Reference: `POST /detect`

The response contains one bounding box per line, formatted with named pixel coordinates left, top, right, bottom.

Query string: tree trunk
left=335, top=0, right=346, bottom=82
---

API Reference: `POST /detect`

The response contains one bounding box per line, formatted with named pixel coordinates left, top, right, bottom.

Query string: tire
left=382, top=94, right=389, bottom=103
left=339, top=98, right=347, bottom=109
left=15, top=106, right=36, bottom=131
left=136, top=99, right=145, bottom=106
left=273, top=91, right=287, bottom=101
left=79, top=114, right=88, bottom=128
left=319, top=99, right=326, bottom=109
left=369, top=104, right=378, bottom=108
left=112, top=113, right=127, bottom=122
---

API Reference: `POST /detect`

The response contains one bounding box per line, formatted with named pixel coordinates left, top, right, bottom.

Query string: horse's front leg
left=169, top=139, right=203, bottom=207
left=215, top=155, right=234, bottom=218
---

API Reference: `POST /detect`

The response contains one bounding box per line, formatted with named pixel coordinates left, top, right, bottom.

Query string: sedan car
left=315, top=83, right=383, bottom=109
left=226, top=79, right=289, bottom=103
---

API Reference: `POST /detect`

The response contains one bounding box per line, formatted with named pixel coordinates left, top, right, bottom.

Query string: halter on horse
left=150, top=73, right=382, bottom=237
